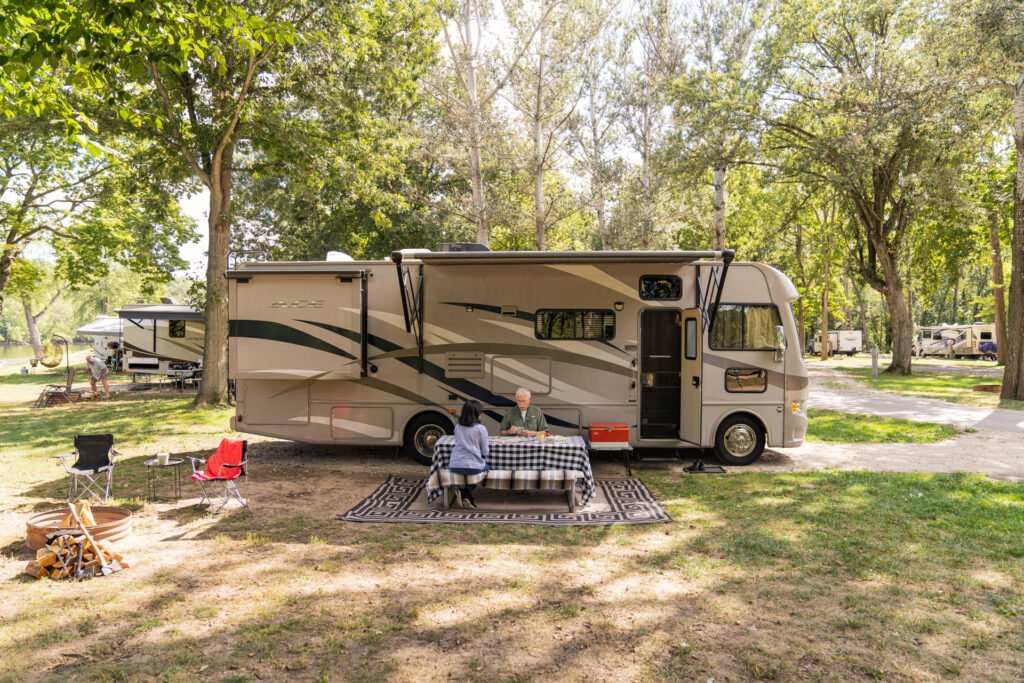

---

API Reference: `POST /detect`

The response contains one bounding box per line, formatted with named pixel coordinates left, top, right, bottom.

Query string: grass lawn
left=806, top=408, right=963, bottom=443
left=835, top=366, right=1024, bottom=411
left=2, top=374, right=1023, bottom=681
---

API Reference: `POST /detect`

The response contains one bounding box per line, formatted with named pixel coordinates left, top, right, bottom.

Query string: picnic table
left=426, top=435, right=596, bottom=509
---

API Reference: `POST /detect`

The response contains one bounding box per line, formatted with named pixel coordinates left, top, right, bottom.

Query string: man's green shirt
left=500, top=404, right=548, bottom=433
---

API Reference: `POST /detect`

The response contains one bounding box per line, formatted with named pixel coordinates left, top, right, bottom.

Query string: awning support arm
left=360, top=270, right=369, bottom=377
left=696, top=249, right=735, bottom=333
left=392, top=251, right=425, bottom=372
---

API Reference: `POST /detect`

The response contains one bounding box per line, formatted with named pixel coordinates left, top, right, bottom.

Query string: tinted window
left=639, top=275, right=682, bottom=300
left=535, top=310, right=615, bottom=340
left=980, top=331, right=992, bottom=340
left=710, top=304, right=781, bottom=350
left=685, top=318, right=697, bottom=360
left=168, top=320, right=186, bottom=338
left=725, top=368, right=767, bottom=393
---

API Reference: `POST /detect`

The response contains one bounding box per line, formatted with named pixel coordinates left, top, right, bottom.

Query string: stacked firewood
left=23, top=502, right=128, bottom=580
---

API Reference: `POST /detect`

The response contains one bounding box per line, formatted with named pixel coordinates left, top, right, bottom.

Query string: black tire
left=403, top=413, right=453, bottom=466
left=713, top=414, right=766, bottom=466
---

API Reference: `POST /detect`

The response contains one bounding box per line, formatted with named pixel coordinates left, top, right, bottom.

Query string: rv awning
left=117, top=305, right=204, bottom=321
left=74, top=316, right=122, bottom=336
left=406, top=250, right=726, bottom=265
left=225, top=267, right=367, bottom=278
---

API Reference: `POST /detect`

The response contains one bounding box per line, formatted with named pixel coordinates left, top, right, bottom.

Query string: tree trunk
left=877, top=253, right=913, bottom=375
left=795, top=224, right=806, bottom=350
left=853, top=280, right=869, bottom=349
left=0, top=236, right=22, bottom=295
left=23, top=299, right=44, bottom=360
left=468, top=114, right=489, bottom=245
left=712, top=162, right=727, bottom=250
left=589, top=74, right=609, bottom=250
left=1003, top=76, right=1024, bottom=399
left=463, top=2, right=489, bottom=246
left=820, top=257, right=829, bottom=361
left=21, top=289, right=61, bottom=359
left=989, top=210, right=1008, bottom=365
left=951, top=267, right=960, bottom=323
left=533, top=51, right=546, bottom=250
left=196, top=145, right=234, bottom=406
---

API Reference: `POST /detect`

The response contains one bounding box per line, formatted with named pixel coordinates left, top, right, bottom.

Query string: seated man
left=499, top=388, right=548, bottom=437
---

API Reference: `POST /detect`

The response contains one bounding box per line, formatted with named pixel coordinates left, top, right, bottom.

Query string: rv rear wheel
left=404, top=414, right=453, bottom=466
left=713, top=415, right=765, bottom=466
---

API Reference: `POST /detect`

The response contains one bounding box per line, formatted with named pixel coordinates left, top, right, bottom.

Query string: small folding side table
left=144, top=458, right=184, bottom=502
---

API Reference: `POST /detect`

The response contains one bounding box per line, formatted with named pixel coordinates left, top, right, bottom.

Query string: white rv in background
left=226, top=246, right=809, bottom=466
left=74, top=316, right=123, bottom=363
left=116, top=302, right=205, bottom=376
left=810, top=330, right=863, bottom=356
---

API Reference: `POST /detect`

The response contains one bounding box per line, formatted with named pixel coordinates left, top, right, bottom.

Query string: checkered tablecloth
left=426, top=435, right=595, bottom=505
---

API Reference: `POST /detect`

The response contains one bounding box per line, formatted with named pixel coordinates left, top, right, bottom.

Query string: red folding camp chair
left=188, top=438, right=248, bottom=513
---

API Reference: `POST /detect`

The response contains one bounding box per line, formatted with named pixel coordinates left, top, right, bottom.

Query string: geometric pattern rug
left=338, top=475, right=672, bottom=526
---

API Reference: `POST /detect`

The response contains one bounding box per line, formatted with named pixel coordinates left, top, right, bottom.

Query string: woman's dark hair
left=458, top=400, right=483, bottom=427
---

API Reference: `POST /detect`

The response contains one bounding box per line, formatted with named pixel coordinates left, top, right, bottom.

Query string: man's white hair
left=515, top=388, right=531, bottom=399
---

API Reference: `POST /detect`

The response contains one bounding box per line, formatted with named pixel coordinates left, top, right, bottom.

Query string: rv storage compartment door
left=231, top=274, right=362, bottom=378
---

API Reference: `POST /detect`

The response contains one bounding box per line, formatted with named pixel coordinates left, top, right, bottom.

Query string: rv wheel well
left=713, top=410, right=769, bottom=443
left=404, top=410, right=454, bottom=434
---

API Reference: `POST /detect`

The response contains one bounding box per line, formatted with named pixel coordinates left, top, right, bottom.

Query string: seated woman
left=448, top=400, right=490, bottom=509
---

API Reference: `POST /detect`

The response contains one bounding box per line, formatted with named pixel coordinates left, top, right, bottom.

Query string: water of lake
left=0, top=343, right=94, bottom=367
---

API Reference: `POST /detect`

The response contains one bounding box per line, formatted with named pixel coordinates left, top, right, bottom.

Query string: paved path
left=809, top=389, right=1024, bottom=434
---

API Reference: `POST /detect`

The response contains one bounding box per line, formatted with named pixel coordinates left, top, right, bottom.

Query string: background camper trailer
left=914, top=325, right=964, bottom=357
left=950, top=323, right=997, bottom=359
left=117, top=302, right=205, bottom=377
left=809, top=330, right=863, bottom=356
left=227, top=248, right=809, bottom=466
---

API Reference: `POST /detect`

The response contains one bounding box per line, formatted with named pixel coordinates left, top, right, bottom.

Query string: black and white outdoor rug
left=338, top=476, right=672, bottom=526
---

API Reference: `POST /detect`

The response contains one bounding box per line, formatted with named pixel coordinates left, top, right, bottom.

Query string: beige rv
left=117, top=303, right=205, bottom=376
left=950, top=323, right=997, bottom=360
left=227, top=247, right=809, bottom=466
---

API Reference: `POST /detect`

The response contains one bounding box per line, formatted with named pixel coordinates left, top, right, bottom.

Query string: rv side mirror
left=773, top=325, right=786, bottom=363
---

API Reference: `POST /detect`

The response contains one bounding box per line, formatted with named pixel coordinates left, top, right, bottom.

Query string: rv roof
left=404, top=249, right=730, bottom=265
left=116, top=304, right=204, bottom=321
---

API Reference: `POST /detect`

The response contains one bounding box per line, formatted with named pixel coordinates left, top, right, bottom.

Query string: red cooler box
left=588, top=422, right=630, bottom=447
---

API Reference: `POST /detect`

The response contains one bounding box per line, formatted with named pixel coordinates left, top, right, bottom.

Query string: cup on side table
left=157, top=452, right=169, bottom=466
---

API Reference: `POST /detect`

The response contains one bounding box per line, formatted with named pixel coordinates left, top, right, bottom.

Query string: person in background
left=499, top=388, right=548, bottom=436
left=448, top=400, right=490, bottom=509
left=85, top=354, right=110, bottom=399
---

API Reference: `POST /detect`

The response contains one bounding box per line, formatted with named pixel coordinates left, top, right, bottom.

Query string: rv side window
left=684, top=318, right=697, bottom=360
left=980, top=331, right=992, bottom=340
left=725, top=368, right=767, bottom=393
left=168, top=320, right=186, bottom=338
left=535, top=310, right=615, bottom=340
left=639, top=275, right=682, bottom=300
left=710, top=304, right=781, bottom=350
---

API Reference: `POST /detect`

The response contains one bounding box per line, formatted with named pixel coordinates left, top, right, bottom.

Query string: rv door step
left=630, top=448, right=685, bottom=474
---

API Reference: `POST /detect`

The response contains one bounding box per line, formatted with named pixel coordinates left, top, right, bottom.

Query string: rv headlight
left=791, top=400, right=804, bottom=414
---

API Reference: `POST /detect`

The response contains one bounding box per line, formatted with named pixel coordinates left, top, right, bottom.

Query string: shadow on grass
left=5, top=470, right=1024, bottom=681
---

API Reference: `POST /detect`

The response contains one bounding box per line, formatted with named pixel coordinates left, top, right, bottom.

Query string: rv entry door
left=680, top=309, right=701, bottom=445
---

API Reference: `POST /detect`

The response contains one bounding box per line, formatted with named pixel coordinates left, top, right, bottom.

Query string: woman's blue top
left=449, top=423, right=490, bottom=470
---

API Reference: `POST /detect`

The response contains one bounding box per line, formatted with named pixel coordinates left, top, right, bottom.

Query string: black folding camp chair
left=53, top=434, right=121, bottom=504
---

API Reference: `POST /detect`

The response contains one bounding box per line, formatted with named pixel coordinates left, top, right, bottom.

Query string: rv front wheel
left=404, top=414, right=453, bottom=466
left=714, top=415, right=765, bottom=466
